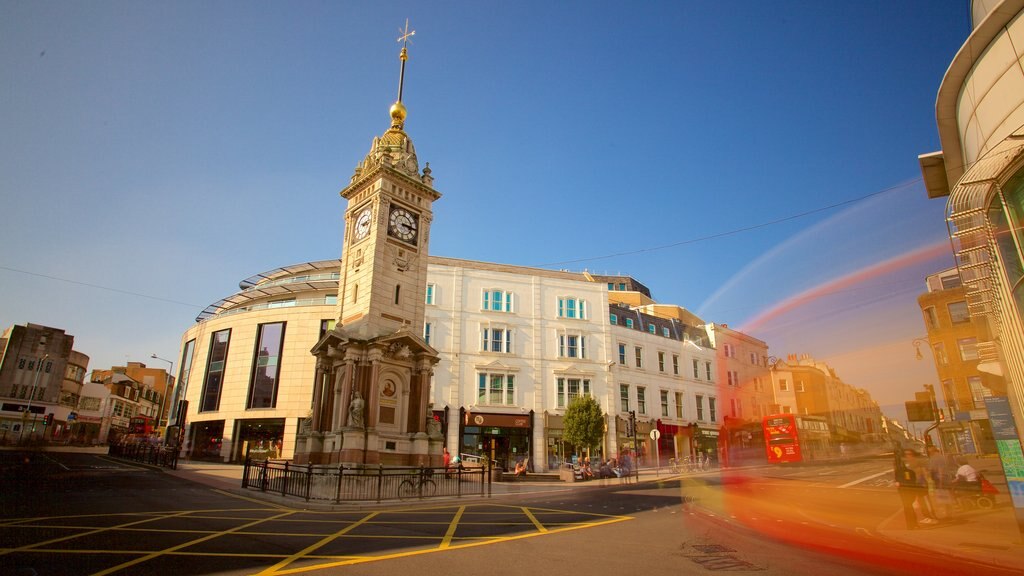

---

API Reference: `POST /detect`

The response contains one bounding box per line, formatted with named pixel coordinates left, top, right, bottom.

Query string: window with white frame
left=675, top=392, right=684, bottom=418
left=423, top=322, right=432, bottom=346
left=556, top=377, right=591, bottom=408
left=610, top=313, right=618, bottom=325
left=637, top=386, right=647, bottom=414
left=558, top=332, right=587, bottom=359
left=672, top=354, right=679, bottom=375
left=958, top=337, right=979, bottom=361
left=425, top=283, right=436, bottom=305
left=779, top=379, right=789, bottom=391
left=696, top=394, right=704, bottom=420
left=692, top=359, right=699, bottom=378
left=483, top=289, right=513, bottom=312
left=648, top=323, right=656, bottom=334
left=634, top=346, right=643, bottom=368
left=660, top=390, right=669, bottom=417
left=618, top=343, right=626, bottom=365
left=625, top=318, right=634, bottom=329
left=557, top=296, right=586, bottom=319
left=750, top=352, right=757, bottom=364
left=662, top=327, right=670, bottom=338
left=481, top=326, right=513, bottom=353
left=477, top=372, right=515, bottom=405
left=658, top=351, right=665, bottom=372
left=620, top=384, right=630, bottom=412
left=705, top=361, right=712, bottom=380
left=796, top=380, right=805, bottom=392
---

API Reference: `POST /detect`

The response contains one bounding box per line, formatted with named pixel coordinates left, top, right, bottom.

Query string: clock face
left=388, top=207, right=418, bottom=244
left=354, top=208, right=372, bottom=240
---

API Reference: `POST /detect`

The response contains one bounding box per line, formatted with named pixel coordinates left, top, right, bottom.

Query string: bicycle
left=398, top=468, right=437, bottom=500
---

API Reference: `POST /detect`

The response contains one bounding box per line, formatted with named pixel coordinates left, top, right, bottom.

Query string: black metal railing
left=109, top=442, right=180, bottom=469
left=241, top=459, right=492, bottom=503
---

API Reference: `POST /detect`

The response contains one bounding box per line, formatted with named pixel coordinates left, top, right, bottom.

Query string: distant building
left=90, top=364, right=168, bottom=442
left=0, top=323, right=87, bottom=442
left=90, top=362, right=173, bottom=432
left=769, top=354, right=883, bottom=453
left=919, top=0, right=1024, bottom=444
left=706, top=323, right=773, bottom=464
left=917, top=268, right=997, bottom=453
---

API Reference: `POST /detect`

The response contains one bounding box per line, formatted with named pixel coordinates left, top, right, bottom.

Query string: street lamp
left=19, top=354, right=48, bottom=442
left=912, top=337, right=929, bottom=361
left=150, top=354, right=174, bottom=431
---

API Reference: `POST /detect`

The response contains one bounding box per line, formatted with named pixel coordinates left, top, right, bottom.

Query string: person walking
left=896, top=448, right=936, bottom=528
left=926, top=445, right=955, bottom=520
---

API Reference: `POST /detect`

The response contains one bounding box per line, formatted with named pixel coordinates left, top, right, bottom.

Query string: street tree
left=563, top=395, right=605, bottom=457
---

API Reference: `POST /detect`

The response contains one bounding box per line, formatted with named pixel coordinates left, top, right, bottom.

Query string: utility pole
left=630, top=410, right=639, bottom=481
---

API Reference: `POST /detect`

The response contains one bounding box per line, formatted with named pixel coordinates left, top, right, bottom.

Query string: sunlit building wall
left=919, top=0, right=1024, bottom=443
left=769, top=354, right=883, bottom=449
left=917, top=268, right=998, bottom=453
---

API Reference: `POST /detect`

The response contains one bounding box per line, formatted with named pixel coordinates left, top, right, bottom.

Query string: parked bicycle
left=399, top=467, right=437, bottom=500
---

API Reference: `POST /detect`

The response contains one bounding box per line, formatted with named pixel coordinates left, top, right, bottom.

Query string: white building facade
left=173, top=257, right=719, bottom=471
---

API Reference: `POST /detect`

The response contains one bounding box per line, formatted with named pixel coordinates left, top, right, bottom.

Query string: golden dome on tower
left=390, top=101, right=407, bottom=125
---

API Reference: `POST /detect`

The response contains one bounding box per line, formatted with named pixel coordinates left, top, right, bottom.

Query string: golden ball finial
left=390, top=101, right=407, bottom=124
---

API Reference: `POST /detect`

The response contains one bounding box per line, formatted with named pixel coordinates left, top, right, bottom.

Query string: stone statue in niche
left=348, top=391, right=365, bottom=428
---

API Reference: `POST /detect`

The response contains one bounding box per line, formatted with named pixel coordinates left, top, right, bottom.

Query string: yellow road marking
left=4, top=503, right=633, bottom=575
left=268, top=514, right=633, bottom=575
left=439, top=506, right=466, bottom=549
left=253, top=511, right=379, bottom=576
left=91, top=510, right=296, bottom=576
left=522, top=507, right=548, bottom=533
left=0, top=510, right=193, bottom=557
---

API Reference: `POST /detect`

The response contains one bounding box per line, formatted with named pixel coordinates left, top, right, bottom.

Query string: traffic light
left=43, top=413, right=54, bottom=426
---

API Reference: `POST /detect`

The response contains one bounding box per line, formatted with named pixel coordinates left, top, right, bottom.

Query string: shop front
left=544, top=412, right=608, bottom=471
left=459, top=409, right=533, bottom=472
left=655, top=420, right=682, bottom=464
left=615, top=415, right=652, bottom=466
left=189, top=420, right=225, bottom=461
left=696, top=427, right=719, bottom=465
left=232, top=417, right=287, bottom=462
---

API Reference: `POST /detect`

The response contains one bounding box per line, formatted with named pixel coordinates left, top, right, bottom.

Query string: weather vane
left=394, top=19, right=414, bottom=109
left=397, top=18, right=415, bottom=48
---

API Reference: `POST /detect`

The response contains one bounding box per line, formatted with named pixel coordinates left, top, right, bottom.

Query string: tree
left=562, top=395, right=605, bottom=456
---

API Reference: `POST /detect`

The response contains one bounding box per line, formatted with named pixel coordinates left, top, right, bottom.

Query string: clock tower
left=296, top=22, right=442, bottom=466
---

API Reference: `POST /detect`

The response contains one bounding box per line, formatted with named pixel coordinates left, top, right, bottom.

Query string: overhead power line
left=0, top=265, right=204, bottom=309
left=534, top=178, right=922, bottom=268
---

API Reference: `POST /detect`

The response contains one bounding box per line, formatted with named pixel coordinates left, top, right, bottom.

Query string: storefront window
left=995, top=173, right=1024, bottom=316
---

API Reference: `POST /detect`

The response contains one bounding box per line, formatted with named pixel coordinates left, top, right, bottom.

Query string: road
left=1, top=451, right=1019, bottom=575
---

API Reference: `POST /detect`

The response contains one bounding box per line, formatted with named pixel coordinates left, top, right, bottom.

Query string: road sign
left=650, top=429, right=661, bottom=440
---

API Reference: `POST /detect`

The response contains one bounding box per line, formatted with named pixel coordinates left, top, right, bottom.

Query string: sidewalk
left=874, top=460, right=1024, bottom=573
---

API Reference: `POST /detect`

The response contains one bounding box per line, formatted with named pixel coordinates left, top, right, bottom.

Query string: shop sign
left=468, top=413, right=530, bottom=428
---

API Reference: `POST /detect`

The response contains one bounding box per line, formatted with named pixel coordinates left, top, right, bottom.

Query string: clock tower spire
left=297, top=21, right=442, bottom=467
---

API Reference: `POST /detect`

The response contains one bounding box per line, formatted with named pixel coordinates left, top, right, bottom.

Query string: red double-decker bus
left=129, top=416, right=155, bottom=435
left=762, top=413, right=802, bottom=463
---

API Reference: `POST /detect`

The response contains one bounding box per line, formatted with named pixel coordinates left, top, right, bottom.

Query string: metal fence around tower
left=241, top=459, right=492, bottom=503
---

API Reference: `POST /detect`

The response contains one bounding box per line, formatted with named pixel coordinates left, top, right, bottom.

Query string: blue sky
left=1, top=1, right=968, bottom=411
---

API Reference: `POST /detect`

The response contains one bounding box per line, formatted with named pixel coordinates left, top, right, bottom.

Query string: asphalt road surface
left=1, top=451, right=1019, bottom=575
